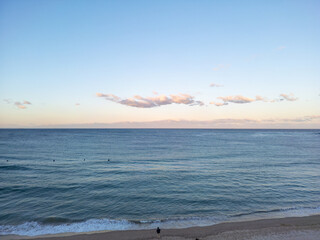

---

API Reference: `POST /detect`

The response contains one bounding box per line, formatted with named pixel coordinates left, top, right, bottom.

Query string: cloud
left=248, top=54, right=259, bottom=61
left=3, top=99, right=12, bottom=104
left=217, top=95, right=255, bottom=104
left=277, top=46, right=286, bottom=50
left=210, top=101, right=228, bottom=107
left=255, top=95, right=264, bottom=101
left=255, top=95, right=269, bottom=102
left=213, top=64, right=230, bottom=71
left=266, top=115, right=320, bottom=123
left=280, top=93, right=298, bottom=101
left=212, top=93, right=297, bottom=107
left=33, top=115, right=320, bottom=129
left=283, top=115, right=320, bottom=122
left=210, top=83, right=223, bottom=87
left=14, top=102, right=27, bottom=109
left=212, top=95, right=265, bottom=106
left=97, top=93, right=204, bottom=108
left=4, top=100, right=31, bottom=109
left=210, top=95, right=258, bottom=106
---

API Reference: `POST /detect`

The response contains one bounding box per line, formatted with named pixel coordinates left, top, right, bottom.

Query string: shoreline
left=3, top=214, right=320, bottom=240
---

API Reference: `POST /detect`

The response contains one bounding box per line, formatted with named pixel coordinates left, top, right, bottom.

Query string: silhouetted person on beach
left=156, top=227, right=161, bottom=238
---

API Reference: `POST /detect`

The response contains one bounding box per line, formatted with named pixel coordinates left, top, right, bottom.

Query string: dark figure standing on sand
left=156, top=227, right=161, bottom=238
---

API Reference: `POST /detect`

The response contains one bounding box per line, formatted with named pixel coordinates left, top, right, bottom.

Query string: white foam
left=0, top=219, right=135, bottom=236
left=0, top=216, right=223, bottom=236
left=277, top=206, right=320, bottom=217
left=1, top=207, right=319, bottom=237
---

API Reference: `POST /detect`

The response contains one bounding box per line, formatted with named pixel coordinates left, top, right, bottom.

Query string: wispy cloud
left=211, top=95, right=265, bottom=106
left=218, top=95, right=256, bottom=104
left=3, top=99, right=12, bottom=104
left=4, top=99, right=32, bottom=109
left=211, top=93, right=297, bottom=107
left=97, top=93, right=204, bottom=108
left=33, top=115, right=320, bottom=129
left=280, top=93, right=298, bottom=101
left=15, top=101, right=31, bottom=109
left=209, top=101, right=228, bottom=107
left=14, top=102, right=27, bottom=109
left=270, top=93, right=298, bottom=102
left=286, top=115, right=320, bottom=122
left=255, top=95, right=268, bottom=101
left=213, top=64, right=230, bottom=71
left=247, top=54, right=259, bottom=61
left=265, top=115, right=320, bottom=123
left=209, top=83, right=223, bottom=87
left=277, top=46, right=286, bottom=50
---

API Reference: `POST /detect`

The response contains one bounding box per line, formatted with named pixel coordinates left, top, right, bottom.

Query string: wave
left=232, top=206, right=320, bottom=218
left=0, top=219, right=134, bottom=236
left=0, top=155, right=26, bottom=161
left=1, top=206, right=320, bottom=236
left=0, top=165, right=31, bottom=171
left=0, top=216, right=225, bottom=236
left=41, top=217, right=83, bottom=224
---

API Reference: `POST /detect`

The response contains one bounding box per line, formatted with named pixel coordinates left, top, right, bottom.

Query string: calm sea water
left=0, top=129, right=319, bottom=236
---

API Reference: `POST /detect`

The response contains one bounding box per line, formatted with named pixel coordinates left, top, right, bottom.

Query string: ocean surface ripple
left=0, top=129, right=319, bottom=236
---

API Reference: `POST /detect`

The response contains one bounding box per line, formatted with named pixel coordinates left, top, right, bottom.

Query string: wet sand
left=3, top=215, right=320, bottom=240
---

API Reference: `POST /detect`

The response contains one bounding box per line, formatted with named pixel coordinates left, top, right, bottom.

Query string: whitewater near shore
left=3, top=215, right=320, bottom=240
left=1, top=130, right=320, bottom=239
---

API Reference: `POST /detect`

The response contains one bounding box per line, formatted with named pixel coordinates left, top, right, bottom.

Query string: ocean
left=0, top=129, right=319, bottom=236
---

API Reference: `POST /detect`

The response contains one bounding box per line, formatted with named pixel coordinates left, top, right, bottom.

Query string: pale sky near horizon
left=0, top=0, right=319, bottom=128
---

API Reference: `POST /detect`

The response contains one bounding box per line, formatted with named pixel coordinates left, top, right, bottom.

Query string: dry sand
left=3, top=215, right=320, bottom=240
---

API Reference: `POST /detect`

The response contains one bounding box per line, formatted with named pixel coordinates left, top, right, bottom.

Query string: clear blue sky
left=1, top=0, right=319, bottom=128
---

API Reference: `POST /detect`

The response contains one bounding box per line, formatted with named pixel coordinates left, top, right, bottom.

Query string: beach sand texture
left=3, top=215, right=320, bottom=240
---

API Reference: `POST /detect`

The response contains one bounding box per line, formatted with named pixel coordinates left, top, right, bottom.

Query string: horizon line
left=0, top=128, right=319, bottom=130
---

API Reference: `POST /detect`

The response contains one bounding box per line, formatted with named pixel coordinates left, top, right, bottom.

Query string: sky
left=0, top=0, right=319, bottom=128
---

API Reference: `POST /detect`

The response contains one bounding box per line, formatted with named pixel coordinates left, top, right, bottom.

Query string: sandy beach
left=3, top=215, right=320, bottom=240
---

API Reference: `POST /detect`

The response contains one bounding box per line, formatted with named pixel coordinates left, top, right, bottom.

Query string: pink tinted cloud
left=211, top=93, right=298, bottom=107
left=9, top=100, right=32, bottom=109
left=280, top=93, right=298, bottom=101
left=14, top=102, right=27, bottom=109
left=255, top=95, right=268, bottom=102
left=41, top=115, right=320, bottom=129
left=210, top=101, right=228, bottom=107
left=97, top=93, right=204, bottom=108
left=209, top=83, right=223, bottom=87
left=218, top=95, right=256, bottom=104
left=211, top=95, right=268, bottom=107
